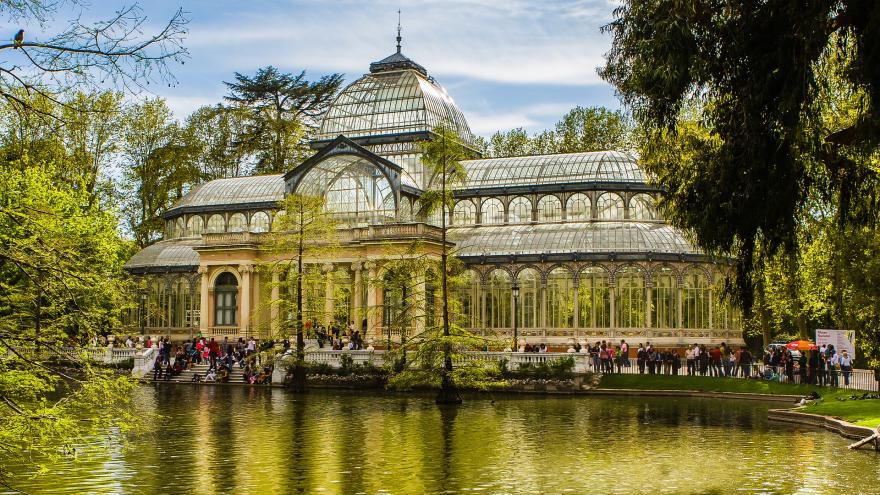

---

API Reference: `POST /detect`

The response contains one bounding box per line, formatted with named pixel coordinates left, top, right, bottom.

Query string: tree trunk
left=436, top=138, right=461, bottom=405
left=290, top=207, right=307, bottom=393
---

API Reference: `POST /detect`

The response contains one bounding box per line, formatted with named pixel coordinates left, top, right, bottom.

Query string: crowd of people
left=312, top=319, right=366, bottom=350
left=150, top=336, right=272, bottom=385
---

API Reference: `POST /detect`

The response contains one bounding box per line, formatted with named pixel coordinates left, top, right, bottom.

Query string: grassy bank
left=598, top=374, right=880, bottom=428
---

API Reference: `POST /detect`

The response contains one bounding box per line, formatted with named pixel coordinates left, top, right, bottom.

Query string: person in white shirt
left=838, top=350, right=853, bottom=386
left=827, top=346, right=840, bottom=387
left=246, top=337, right=256, bottom=356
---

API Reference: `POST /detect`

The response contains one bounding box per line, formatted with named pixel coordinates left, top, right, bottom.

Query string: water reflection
left=4, top=387, right=878, bottom=494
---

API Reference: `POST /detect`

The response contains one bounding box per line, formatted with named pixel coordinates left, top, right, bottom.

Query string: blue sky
left=68, top=0, right=622, bottom=137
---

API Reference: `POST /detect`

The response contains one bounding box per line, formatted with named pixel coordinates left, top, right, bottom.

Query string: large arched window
left=250, top=211, right=270, bottom=233
left=596, top=192, right=625, bottom=220
left=578, top=267, right=610, bottom=328
left=174, top=218, right=185, bottom=238
left=508, top=196, right=532, bottom=223
left=453, top=200, right=476, bottom=226
left=683, top=269, right=710, bottom=329
left=480, top=198, right=505, bottom=224
left=566, top=193, right=591, bottom=221
left=206, top=214, right=225, bottom=234
left=516, top=268, right=540, bottom=328
left=147, top=278, right=168, bottom=328
left=214, top=272, right=238, bottom=326
left=228, top=213, right=247, bottom=233
left=187, top=215, right=204, bottom=236
left=652, top=267, right=677, bottom=328
left=169, top=277, right=192, bottom=328
left=615, top=266, right=645, bottom=328
left=537, top=195, right=562, bottom=222
left=453, top=270, right=481, bottom=328
left=486, top=269, right=511, bottom=328
left=630, top=193, right=657, bottom=220
left=546, top=267, right=574, bottom=328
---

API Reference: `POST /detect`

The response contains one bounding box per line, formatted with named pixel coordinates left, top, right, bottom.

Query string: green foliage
left=498, top=357, right=575, bottom=380
left=485, top=106, right=634, bottom=157
left=224, top=66, right=343, bottom=174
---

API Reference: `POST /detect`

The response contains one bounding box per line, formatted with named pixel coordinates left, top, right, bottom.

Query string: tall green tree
left=182, top=104, right=252, bottom=180
left=120, top=98, right=198, bottom=248
left=267, top=194, right=338, bottom=392
left=224, top=66, right=343, bottom=174
left=418, top=125, right=476, bottom=404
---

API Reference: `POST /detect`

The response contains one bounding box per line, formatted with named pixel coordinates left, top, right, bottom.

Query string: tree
left=484, top=106, right=633, bottom=158
left=0, top=161, right=137, bottom=482
left=182, top=104, right=252, bottom=180
left=224, top=66, right=343, bottom=174
left=61, top=91, right=124, bottom=204
left=0, top=2, right=187, bottom=115
left=601, top=2, right=880, bottom=362
left=120, top=98, right=198, bottom=247
left=266, top=194, right=338, bottom=392
left=418, top=125, right=477, bottom=404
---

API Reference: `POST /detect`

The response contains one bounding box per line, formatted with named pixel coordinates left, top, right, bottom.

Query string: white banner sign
left=815, top=329, right=856, bottom=357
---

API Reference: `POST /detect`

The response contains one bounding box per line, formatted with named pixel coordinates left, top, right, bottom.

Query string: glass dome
left=316, top=67, right=476, bottom=147
left=458, top=151, right=645, bottom=189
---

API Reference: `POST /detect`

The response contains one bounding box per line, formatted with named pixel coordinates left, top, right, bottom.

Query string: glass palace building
left=124, top=45, right=743, bottom=348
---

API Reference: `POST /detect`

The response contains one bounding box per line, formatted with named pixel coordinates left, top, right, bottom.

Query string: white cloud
left=467, top=102, right=578, bottom=135
left=183, top=0, right=614, bottom=86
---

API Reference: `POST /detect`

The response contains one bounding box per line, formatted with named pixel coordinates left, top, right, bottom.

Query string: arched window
left=683, top=269, right=710, bottom=329
left=147, top=278, right=168, bottom=328
left=428, top=206, right=451, bottom=227
left=206, top=214, right=225, bottom=233
left=547, top=267, right=574, bottom=328
left=630, top=193, right=657, bottom=220
left=453, top=270, right=481, bottom=328
left=615, top=266, right=645, bottom=328
left=537, top=195, right=562, bottom=222
left=566, top=193, right=591, bottom=221
left=453, top=200, right=476, bottom=226
left=228, top=213, right=247, bottom=233
left=169, top=276, right=192, bottom=327
left=174, top=218, right=185, bottom=238
left=214, top=272, right=238, bottom=326
left=508, top=196, right=532, bottom=223
left=187, top=215, right=204, bottom=236
left=486, top=269, right=511, bottom=328
left=578, top=267, right=610, bottom=328
left=480, top=198, right=505, bottom=224
left=596, top=192, right=625, bottom=220
left=652, top=267, right=677, bottom=328
left=516, top=268, right=540, bottom=328
left=250, top=211, right=270, bottom=233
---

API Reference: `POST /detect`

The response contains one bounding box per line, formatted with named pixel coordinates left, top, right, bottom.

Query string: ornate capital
left=351, top=261, right=363, bottom=272
left=238, top=264, right=253, bottom=274
left=321, top=262, right=334, bottom=274
left=363, top=260, right=376, bottom=272
left=197, top=266, right=208, bottom=275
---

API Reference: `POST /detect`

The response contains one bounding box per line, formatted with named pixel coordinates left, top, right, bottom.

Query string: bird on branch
left=13, top=29, right=23, bottom=48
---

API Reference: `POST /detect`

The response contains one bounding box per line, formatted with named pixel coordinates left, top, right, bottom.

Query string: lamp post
left=512, top=283, right=520, bottom=352
left=139, top=292, right=147, bottom=336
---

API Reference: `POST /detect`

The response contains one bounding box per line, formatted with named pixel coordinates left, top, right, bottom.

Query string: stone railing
left=202, top=231, right=266, bottom=246
left=3, top=346, right=140, bottom=364
left=201, top=223, right=445, bottom=247
left=469, top=328, right=744, bottom=344
left=132, top=347, right=158, bottom=378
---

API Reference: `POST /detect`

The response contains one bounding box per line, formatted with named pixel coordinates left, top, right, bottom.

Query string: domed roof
left=315, top=51, right=476, bottom=147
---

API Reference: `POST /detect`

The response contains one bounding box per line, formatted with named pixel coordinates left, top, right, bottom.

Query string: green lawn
left=598, top=374, right=880, bottom=428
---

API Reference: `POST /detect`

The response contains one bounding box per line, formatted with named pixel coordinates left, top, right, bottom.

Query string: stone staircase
left=148, top=362, right=251, bottom=384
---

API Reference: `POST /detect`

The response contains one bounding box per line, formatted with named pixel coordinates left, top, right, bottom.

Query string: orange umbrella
left=786, top=340, right=818, bottom=351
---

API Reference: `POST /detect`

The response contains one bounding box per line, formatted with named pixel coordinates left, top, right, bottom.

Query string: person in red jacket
left=208, top=338, right=220, bottom=369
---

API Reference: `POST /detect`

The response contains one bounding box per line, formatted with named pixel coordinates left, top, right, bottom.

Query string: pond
left=5, top=386, right=878, bottom=494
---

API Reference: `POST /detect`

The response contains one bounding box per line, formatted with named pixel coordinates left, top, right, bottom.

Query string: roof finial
left=396, top=10, right=402, bottom=53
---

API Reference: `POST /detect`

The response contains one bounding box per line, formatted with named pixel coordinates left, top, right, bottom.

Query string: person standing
left=740, top=347, right=752, bottom=378
left=839, top=350, right=853, bottom=386
left=636, top=343, right=647, bottom=374
left=620, top=340, right=630, bottom=369
left=685, top=346, right=695, bottom=376
left=826, top=345, right=839, bottom=387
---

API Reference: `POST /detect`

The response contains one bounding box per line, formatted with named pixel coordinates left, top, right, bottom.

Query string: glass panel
left=206, top=214, right=225, bottom=233
left=459, top=151, right=644, bottom=189
left=228, top=213, right=247, bottom=233
left=486, top=269, right=510, bottom=328
left=187, top=215, right=204, bottom=236
left=516, top=268, right=540, bottom=329
left=250, top=211, right=270, bottom=233
left=566, top=193, right=591, bottom=221
left=453, top=200, right=476, bottom=226
left=615, top=266, right=645, bottom=328
left=578, top=267, right=609, bottom=328
left=480, top=198, right=505, bottom=224
left=630, top=193, right=657, bottom=220
left=596, top=192, right=625, bottom=220
left=683, top=270, right=710, bottom=329
left=547, top=268, right=574, bottom=328
left=651, top=268, right=677, bottom=328
left=508, top=196, right=532, bottom=223
left=537, top=195, right=562, bottom=222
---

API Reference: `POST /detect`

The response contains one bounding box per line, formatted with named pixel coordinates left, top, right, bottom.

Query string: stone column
left=252, top=269, right=261, bottom=337
left=351, top=262, right=363, bottom=330
left=365, top=261, right=378, bottom=338
left=238, top=264, right=252, bottom=336
left=412, top=271, right=426, bottom=339
left=322, top=263, right=335, bottom=327
left=270, top=268, right=280, bottom=335
left=198, top=266, right=209, bottom=332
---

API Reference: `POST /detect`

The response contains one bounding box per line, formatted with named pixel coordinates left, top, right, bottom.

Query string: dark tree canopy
left=224, top=66, right=344, bottom=174
left=601, top=1, right=880, bottom=311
